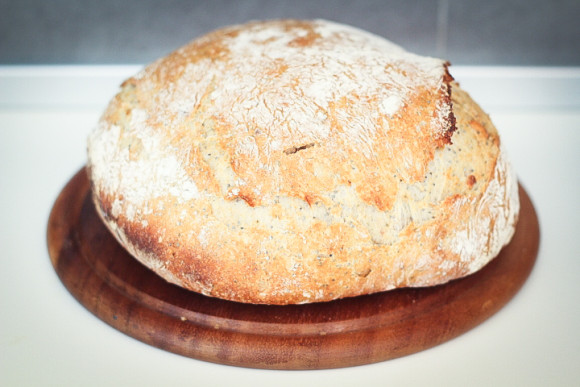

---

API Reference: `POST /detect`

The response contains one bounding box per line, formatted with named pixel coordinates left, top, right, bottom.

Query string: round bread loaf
left=87, top=19, right=519, bottom=304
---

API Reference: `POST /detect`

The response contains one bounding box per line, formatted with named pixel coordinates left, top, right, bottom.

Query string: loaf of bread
left=87, top=19, right=519, bottom=304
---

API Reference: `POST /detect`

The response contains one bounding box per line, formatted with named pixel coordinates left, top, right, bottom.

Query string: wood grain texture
left=47, top=168, right=539, bottom=370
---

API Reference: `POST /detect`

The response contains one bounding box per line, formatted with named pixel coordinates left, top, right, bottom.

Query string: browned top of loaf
left=98, top=19, right=455, bottom=211
left=87, top=19, right=519, bottom=304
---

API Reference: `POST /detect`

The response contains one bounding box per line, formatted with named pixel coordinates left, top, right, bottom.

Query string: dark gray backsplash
left=1, top=0, right=579, bottom=65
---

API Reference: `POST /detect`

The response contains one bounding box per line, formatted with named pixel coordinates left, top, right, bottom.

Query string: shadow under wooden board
left=47, top=168, right=539, bottom=370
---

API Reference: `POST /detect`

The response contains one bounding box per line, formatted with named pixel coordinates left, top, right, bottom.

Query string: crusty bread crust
left=87, top=20, right=519, bottom=304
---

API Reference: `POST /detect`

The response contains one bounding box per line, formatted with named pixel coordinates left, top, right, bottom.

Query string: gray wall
left=1, top=0, right=579, bottom=66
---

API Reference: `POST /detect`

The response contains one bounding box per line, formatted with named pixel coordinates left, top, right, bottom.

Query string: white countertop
left=1, top=66, right=579, bottom=386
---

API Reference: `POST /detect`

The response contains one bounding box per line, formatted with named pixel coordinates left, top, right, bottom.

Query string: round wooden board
left=47, top=168, right=539, bottom=370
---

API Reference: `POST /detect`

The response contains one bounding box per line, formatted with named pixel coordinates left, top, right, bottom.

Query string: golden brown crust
left=87, top=20, right=519, bottom=304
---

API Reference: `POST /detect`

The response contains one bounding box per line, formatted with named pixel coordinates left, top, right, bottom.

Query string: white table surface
left=1, top=66, right=579, bottom=386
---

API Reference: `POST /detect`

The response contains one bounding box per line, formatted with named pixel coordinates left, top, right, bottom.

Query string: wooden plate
left=47, top=168, right=539, bottom=370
